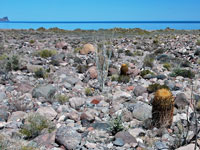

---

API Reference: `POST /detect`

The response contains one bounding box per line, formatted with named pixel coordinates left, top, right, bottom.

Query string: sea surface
left=0, top=21, right=200, bottom=30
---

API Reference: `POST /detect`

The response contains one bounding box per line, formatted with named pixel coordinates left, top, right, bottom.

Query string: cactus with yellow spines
left=120, top=64, right=128, bottom=75
left=152, top=88, right=174, bottom=128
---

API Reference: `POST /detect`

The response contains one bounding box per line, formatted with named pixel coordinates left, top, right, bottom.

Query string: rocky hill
left=0, top=17, right=9, bottom=22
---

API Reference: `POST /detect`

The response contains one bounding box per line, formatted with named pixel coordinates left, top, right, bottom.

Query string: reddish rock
left=91, top=99, right=100, bottom=105
left=88, top=66, right=98, bottom=79
left=55, top=41, right=68, bottom=49
left=115, top=131, right=137, bottom=144
left=15, top=82, right=33, bottom=93
left=126, top=86, right=134, bottom=91
left=87, top=127, right=94, bottom=131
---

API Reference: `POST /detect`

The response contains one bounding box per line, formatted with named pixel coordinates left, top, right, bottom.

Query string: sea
left=0, top=21, right=200, bottom=30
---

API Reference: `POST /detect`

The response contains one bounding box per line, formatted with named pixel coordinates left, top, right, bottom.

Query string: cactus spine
left=152, top=88, right=174, bottom=128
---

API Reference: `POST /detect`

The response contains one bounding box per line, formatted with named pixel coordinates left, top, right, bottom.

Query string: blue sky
left=0, top=0, right=200, bottom=21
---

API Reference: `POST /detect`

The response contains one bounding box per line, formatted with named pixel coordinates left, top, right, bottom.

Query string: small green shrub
left=163, top=63, right=171, bottom=71
left=196, top=40, right=200, bottom=46
left=85, top=87, right=93, bottom=96
left=21, top=146, right=37, bottom=150
left=125, top=50, right=133, bottom=56
left=0, top=53, right=8, bottom=60
left=74, top=47, right=81, bottom=53
left=117, top=75, right=130, bottom=83
left=111, top=74, right=119, bottom=81
left=6, top=55, right=20, bottom=71
left=109, top=115, right=124, bottom=135
left=20, top=113, right=55, bottom=139
left=34, top=68, right=46, bottom=78
left=170, top=68, right=195, bottom=79
left=56, top=94, right=69, bottom=104
left=133, top=50, right=143, bottom=56
left=29, top=40, right=35, bottom=44
left=143, top=55, right=154, bottom=68
left=140, top=70, right=154, bottom=78
left=147, top=83, right=169, bottom=93
left=39, top=50, right=57, bottom=58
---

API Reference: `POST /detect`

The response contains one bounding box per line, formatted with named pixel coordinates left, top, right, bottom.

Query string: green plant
left=117, top=75, right=130, bottom=83
left=143, top=55, right=154, bottom=68
left=34, top=68, right=46, bottom=78
left=163, top=63, right=171, bottom=71
left=39, top=49, right=57, bottom=58
left=140, top=70, right=154, bottom=78
left=29, top=40, right=35, bottom=44
left=21, top=145, right=37, bottom=150
left=20, top=113, right=55, bottom=139
left=85, top=87, right=93, bottom=96
left=0, top=53, right=8, bottom=60
left=6, top=55, right=20, bottom=71
left=196, top=40, right=200, bottom=46
left=109, top=115, right=124, bottom=135
left=133, top=50, right=143, bottom=56
left=74, top=47, right=81, bottom=53
left=147, top=83, right=169, bottom=93
left=125, top=50, right=133, bottom=56
left=56, top=94, right=69, bottom=104
left=111, top=74, right=119, bottom=81
left=170, top=68, right=195, bottom=79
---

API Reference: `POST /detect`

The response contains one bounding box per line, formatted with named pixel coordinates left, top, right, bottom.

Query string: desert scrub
left=20, top=113, right=55, bottom=139
left=38, top=49, right=57, bottom=58
left=109, top=115, right=124, bottom=135
left=56, top=94, right=69, bottom=104
left=0, top=53, right=8, bottom=60
left=74, top=47, right=81, bottom=53
left=196, top=40, right=200, bottom=46
left=163, top=63, right=171, bottom=71
left=125, top=50, right=133, bottom=56
left=143, top=54, right=154, bottom=68
left=6, top=55, right=20, bottom=71
left=133, top=50, right=143, bottom=56
left=170, top=68, right=195, bottom=79
left=147, top=83, right=169, bottom=93
left=29, top=40, right=35, bottom=44
left=21, top=145, right=37, bottom=150
left=34, top=68, right=47, bottom=78
left=117, top=75, right=130, bottom=83
left=85, top=87, right=93, bottom=96
left=140, top=70, right=154, bottom=78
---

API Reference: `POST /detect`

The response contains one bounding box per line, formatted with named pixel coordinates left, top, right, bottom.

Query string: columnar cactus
left=152, top=88, right=174, bottom=128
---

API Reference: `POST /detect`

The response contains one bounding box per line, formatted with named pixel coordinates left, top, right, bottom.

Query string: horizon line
left=1, top=21, right=200, bottom=24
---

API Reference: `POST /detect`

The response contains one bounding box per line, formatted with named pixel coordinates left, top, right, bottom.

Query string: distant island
left=0, top=17, right=9, bottom=22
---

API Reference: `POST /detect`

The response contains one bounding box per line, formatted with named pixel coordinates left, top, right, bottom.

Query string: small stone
left=91, top=99, right=100, bottom=104
left=113, top=138, right=125, bottom=146
left=175, top=144, right=199, bottom=150
left=175, top=93, right=189, bottom=109
left=133, top=85, right=147, bottom=97
left=36, top=107, right=57, bottom=120
left=155, top=141, right=168, bottom=150
left=88, top=66, right=98, bottom=79
left=69, top=97, right=85, bottom=110
left=56, top=125, right=81, bottom=150
left=115, top=131, right=137, bottom=145
left=85, top=142, right=97, bottom=149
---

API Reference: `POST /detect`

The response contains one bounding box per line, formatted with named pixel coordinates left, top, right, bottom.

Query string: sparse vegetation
left=163, top=63, right=171, bottom=71
left=6, top=55, right=20, bottom=71
left=85, top=87, right=93, bottom=96
left=170, top=68, right=195, bottom=79
left=34, top=68, right=46, bottom=78
left=196, top=40, right=200, bottom=46
left=147, top=83, right=169, bottom=93
left=38, top=49, right=57, bottom=58
left=140, top=70, right=154, bottom=78
left=109, top=115, right=124, bottom=135
left=143, top=55, right=154, bottom=68
left=117, top=75, right=130, bottom=83
left=56, top=94, right=69, bottom=104
left=20, top=113, right=55, bottom=139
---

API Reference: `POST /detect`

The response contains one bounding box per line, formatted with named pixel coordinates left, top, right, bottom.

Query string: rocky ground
left=0, top=28, right=200, bottom=150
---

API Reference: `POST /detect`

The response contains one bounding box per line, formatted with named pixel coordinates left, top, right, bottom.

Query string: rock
left=63, top=82, right=72, bottom=90
left=87, top=130, right=111, bottom=143
left=55, top=41, right=68, bottom=49
left=155, top=141, right=168, bottom=150
left=56, top=125, right=81, bottom=150
left=80, top=43, right=95, bottom=55
left=133, top=85, right=147, bottom=97
left=67, top=111, right=79, bottom=122
left=175, top=93, right=189, bottom=109
left=92, top=122, right=110, bottom=131
left=113, top=91, right=132, bottom=101
left=8, top=111, right=26, bottom=122
left=129, top=101, right=152, bottom=121
left=0, top=92, right=6, bottom=101
left=33, top=131, right=56, bottom=147
left=32, top=84, right=56, bottom=100
left=113, top=138, right=125, bottom=146
left=88, top=66, right=98, bottom=79
left=176, top=144, right=199, bottom=150
left=128, top=128, right=145, bottom=137
left=0, top=106, right=9, bottom=121
left=69, top=97, right=85, bottom=110
left=85, top=142, right=97, bottom=149
left=108, top=68, right=118, bottom=76
left=65, top=75, right=79, bottom=85
left=156, top=74, right=167, bottom=80
left=36, top=107, right=57, bottom=120
left=15, top=82, right=33, bottom=93
left=115, top=131, right=137, bottom=145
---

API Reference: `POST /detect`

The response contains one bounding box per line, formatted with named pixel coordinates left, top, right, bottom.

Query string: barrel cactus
left=120, top=64, right=128, bottom=75
left=152, top=88, right=174, bottom=128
